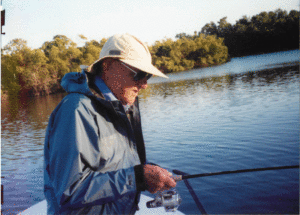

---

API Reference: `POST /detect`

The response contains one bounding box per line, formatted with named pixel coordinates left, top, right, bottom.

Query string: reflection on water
left=1, top=50, right=299, bottom=214
left=2, top=93, right=66, bottom=161
left=149, top=49, right=299, bottom=84
left=2, top=93, right=66, bottom=125
left=139, top=65, right=299, bottom=214
left=140, top=65, right=299, bottom=101
left=1, top=93, right=66, bottom=214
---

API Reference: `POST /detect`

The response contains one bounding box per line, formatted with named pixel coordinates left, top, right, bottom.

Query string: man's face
left=102, top=60, right=149, bottom=105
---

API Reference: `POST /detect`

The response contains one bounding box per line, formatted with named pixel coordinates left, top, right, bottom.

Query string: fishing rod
left=147, top=165, right=299, bottom=212
left=173, top=165, right=299, bottom=181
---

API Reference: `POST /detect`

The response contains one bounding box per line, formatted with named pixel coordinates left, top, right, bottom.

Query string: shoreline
left=1, top=60, right=299, bottom=103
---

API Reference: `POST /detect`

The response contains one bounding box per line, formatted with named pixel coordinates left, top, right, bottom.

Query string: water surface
left=1, top=50, right=299, bottom=214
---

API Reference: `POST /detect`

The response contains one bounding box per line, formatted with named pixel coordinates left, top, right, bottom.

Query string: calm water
left=1, top=50, right=299, bottom=214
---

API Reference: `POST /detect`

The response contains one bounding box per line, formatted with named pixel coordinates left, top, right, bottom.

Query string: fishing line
left=173, top=165, right=299, bottom=181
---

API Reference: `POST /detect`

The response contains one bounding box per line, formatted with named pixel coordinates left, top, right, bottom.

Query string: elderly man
left=44, top=33, right=176, bottom=214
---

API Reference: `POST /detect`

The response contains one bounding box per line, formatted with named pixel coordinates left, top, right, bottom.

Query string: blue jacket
left=44, top=71, right=146, bottom=214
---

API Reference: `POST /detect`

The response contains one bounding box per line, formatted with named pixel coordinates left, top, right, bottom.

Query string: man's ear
left=102, top=58, right=115, bottom=72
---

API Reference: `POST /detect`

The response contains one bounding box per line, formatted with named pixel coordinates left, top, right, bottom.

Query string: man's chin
left=127, top=99, right=135, bottom=106
left=127, top=97, right=137, bottom=105
left=122, top=97, right=136, bottom=106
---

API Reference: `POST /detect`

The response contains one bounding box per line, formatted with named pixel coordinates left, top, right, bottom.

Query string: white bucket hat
left=88, top=33, right=168, bottom=78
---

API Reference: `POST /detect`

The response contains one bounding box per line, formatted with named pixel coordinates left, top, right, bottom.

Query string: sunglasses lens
left=134, top=72, right=152, bottom=81
left=148, top=75, right=153, bottom=80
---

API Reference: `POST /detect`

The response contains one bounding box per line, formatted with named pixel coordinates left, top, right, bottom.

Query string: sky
left=1, top=0, right=299, bottom=49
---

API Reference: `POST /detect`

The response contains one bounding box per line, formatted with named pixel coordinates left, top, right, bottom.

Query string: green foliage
left=151, top=34, right=228, bottom=73
left=79, top=38, right=106, bottom=65
left=42, top=35, right=82, bottom=76
left=2, top=35, right=105, bottom=97
left=1, top=39, right=55, bottom=96
left=200, top=9, right=299, bottom=56
left=1, top=9, right=298, bottom=97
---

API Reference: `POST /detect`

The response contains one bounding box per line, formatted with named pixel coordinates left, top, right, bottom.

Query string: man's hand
left=144, top=164, right=176, bottom=194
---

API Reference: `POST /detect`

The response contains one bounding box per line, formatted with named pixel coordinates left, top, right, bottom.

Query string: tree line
left=191, top=9, right=299, bottom=57
left=1, top=9, right=298, bottom=98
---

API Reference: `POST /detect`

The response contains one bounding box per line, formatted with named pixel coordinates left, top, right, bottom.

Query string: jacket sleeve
left=46, top=95, right=138, bottom=209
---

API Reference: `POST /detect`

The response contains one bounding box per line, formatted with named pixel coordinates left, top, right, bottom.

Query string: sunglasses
left=121, top=62, right=152, bottom=81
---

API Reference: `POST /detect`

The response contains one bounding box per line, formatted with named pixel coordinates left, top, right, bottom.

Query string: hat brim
left=88, top=56, right=169, bottom=79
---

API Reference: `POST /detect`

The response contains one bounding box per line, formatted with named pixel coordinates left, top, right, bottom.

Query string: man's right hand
left=143, top=164, right=176, bottom=194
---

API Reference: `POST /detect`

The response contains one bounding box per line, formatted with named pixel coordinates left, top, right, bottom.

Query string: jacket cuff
left=134, top=165, right=147, bottom=191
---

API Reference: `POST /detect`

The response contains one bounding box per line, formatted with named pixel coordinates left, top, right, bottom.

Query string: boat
left=18, top=193, right=185, bottom=215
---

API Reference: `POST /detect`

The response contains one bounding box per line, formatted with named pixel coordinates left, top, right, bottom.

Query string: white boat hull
left=18, top=194, right=185, bottom=214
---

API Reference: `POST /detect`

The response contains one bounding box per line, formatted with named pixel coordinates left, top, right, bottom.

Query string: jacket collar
left=90, top=73, right=132, bottom=113
left=85, top=71, right=130, bottom=114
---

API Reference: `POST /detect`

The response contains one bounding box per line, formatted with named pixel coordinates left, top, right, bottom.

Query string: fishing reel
left=146, top=188, right=182, bottom=212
